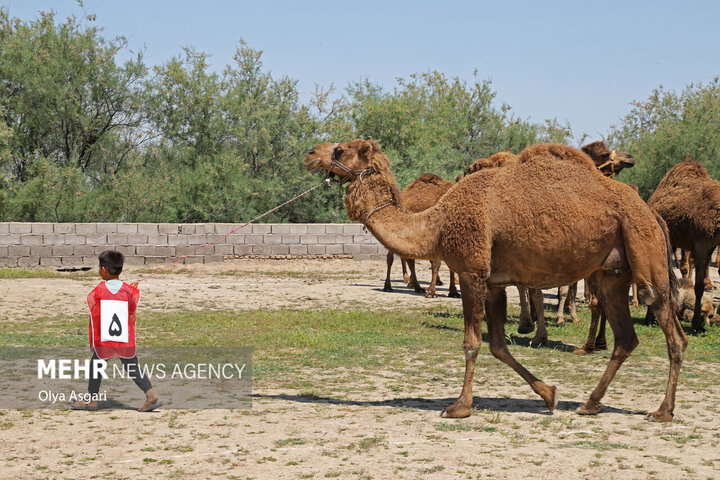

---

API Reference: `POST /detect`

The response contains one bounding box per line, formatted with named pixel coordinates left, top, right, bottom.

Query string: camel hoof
left=382, top=285, right=393, bottom=292
left=530, top=336, right=547, bottom=347
left=595, top=341, right=608, bottom=351
left=573, top=345, right=594, bottom=355
left=543, top=385, right=558, bottom=412
left=576, top=401, right=602, bottom=416
left=436, top=278, right=444, bottom=286
left=403, top=274, right=410, bottom=283
left=425, top=291, right=436, bottom=298
left=413, top=286, right=425, bottom=293
left=556, top=318, right=565, bottom=326
left=645, top=410, right=673, bottom=422
left=517, top=322, right=535, bottom=334
left=448, top=290, right=461, bottom=298
left=441, top=404, right=472, bottom=419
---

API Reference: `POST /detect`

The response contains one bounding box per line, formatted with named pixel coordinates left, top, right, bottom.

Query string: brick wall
left=0, top=223, right=389, bottom=268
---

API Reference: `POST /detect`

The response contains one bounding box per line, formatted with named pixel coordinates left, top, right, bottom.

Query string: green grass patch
left=558, top=440, right=631, bottom=451
left=0, top=267, right=66, bottom=279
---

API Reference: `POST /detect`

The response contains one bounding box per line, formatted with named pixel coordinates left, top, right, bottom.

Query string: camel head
left=304, top=139, right=400, bottom=223
left=304, top=139, right=391, bottom=183
left=581, top=141, right=635, bottom=177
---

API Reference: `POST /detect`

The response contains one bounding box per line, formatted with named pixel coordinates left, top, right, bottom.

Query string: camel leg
left=426, top=261, right=440, bottom=298
left=448, top=270, right=460, bottom=298
left=405, top=259, right=424, bottom=293
left=691, top=248, right=712, bottom=332
left=703, top=264, right=713, bottom=291
left=383, top=252, right=394, bottom=292
left=567, top=282, right=578, bottom=322
left=577, top=271, right=638, bottom=416
left=517, top=286, right=534, bottom=334
left=557, top=285, right=568, bottom=325
left=574, top=293, right=602, bottom=355
left=631, top=283, right=639, bottom=308
left=529, top=288, right=547, bottom=346
left=679, top=250, right=690, bottom=278
left=594, top=310, right=608, bottom=350
left=645, top=286, right=688, bottom=422
left=442, top=272, right=486, bottom=418
left=401, top=258, right=410, bottom=284
left=485, top=287, right=557, bottom=412
left=434, top=261, right=444, bottom=286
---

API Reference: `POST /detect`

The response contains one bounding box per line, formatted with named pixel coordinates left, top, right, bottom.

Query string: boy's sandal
left=70, top=401, right=98, bottom=411
left=138, top=400, right=164, bottom=412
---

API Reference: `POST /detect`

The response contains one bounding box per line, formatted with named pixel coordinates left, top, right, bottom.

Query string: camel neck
left=345, top=173, right=444, bottom=260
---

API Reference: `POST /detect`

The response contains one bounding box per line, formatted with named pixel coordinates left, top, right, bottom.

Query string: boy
left=71, top=250, right=161, bottom=412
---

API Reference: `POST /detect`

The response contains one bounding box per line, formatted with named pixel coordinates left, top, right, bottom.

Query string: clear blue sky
left=2, top=0, right=719, bottom=143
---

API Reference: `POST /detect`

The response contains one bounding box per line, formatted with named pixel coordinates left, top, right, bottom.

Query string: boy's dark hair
left=98, top=250, right=124, bottom=276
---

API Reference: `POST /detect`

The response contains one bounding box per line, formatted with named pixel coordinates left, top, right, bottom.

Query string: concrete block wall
left=0, top=223, right=389, bottom=268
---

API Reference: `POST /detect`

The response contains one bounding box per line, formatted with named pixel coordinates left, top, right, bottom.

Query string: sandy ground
left=1, top=258, right=720, bottom=479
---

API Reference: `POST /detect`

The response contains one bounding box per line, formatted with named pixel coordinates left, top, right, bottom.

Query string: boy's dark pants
left=88, top=351, right=152, bottom=394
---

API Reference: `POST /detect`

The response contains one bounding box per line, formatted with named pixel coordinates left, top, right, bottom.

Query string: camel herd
left=303, top=139, right=720, bottom=422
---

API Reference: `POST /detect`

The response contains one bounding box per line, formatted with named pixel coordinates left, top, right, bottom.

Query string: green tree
left=0, top=8, right=147, bottom=179
left=329, top=71, right=571, bottom=186
left=609, top=79, right=720, bottom=198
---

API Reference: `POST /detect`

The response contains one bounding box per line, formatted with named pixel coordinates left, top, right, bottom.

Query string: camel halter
left=362, top=200, right=395, bottom=232
left=596, top=150, right=618, bottom=177
left=327, top=143, right=376, bottom=185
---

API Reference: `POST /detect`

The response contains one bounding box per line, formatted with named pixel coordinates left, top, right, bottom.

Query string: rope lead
left=136, top=179, right=330, bottom=283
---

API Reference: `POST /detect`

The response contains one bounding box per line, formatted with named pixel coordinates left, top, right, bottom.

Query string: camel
left=677, top=278, right=717, bottom=326
left=388, top=173, right=459, bottom=298
left=306, top=143, right=458, bottom=298
left=304, top=139, right=686, bottom=422
left=510, top=141, right=637, bottom=347
left=648, top=158, right=720, bottom=332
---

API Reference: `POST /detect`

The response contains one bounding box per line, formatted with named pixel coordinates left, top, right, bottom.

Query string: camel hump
left=415, top=173, right=447, bottom=185
left=664, top=159, right=711, bottom=185
left=517, top=143, right=595, bottom=170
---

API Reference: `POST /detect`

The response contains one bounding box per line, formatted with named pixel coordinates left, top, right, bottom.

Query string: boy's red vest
left=86, top=282, right=140, bottom=359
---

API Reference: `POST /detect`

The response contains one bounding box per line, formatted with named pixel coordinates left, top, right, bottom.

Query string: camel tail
left=654, top=210, right=679, bottom=312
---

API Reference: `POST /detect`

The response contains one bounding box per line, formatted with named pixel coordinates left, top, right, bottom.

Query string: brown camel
left=306, top=143, right=458, bottom=298
left=304, top=139, right=686, bottom=421
left=648, top=158, right=720, bottom=332
left=514, top=141, right=636, bottom=346
left=389, top=173, right=459, bottom=298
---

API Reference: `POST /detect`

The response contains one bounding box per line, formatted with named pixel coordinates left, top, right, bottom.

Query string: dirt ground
left=1, top=258, right=720, bottom=479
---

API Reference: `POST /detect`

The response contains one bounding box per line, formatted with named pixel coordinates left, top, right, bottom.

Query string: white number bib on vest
left=100, top=299, right=129, bottom=343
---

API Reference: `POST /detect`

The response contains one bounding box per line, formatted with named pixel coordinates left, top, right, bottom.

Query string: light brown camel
left=389, top=173, right=459, bottom=298
left=304, top=139, right=686, bottom=422
left=677, top=278, right=717, bottom=326
left=305, top=143, right=457, bottom=298
left=648, top=158, right=720, bottom=332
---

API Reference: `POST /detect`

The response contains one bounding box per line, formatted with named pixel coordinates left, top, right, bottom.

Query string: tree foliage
left=609, top=79, right=720, bottom=198
left=7, top=8, right=717, bottom=225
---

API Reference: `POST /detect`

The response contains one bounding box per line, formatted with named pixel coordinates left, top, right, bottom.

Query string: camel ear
left=358, top=140, right=375, bottom=156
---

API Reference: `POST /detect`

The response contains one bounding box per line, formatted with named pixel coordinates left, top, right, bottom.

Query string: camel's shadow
left=419, top=320, right=580, bottom=352
left=253, top=393, right=639, bottom=417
